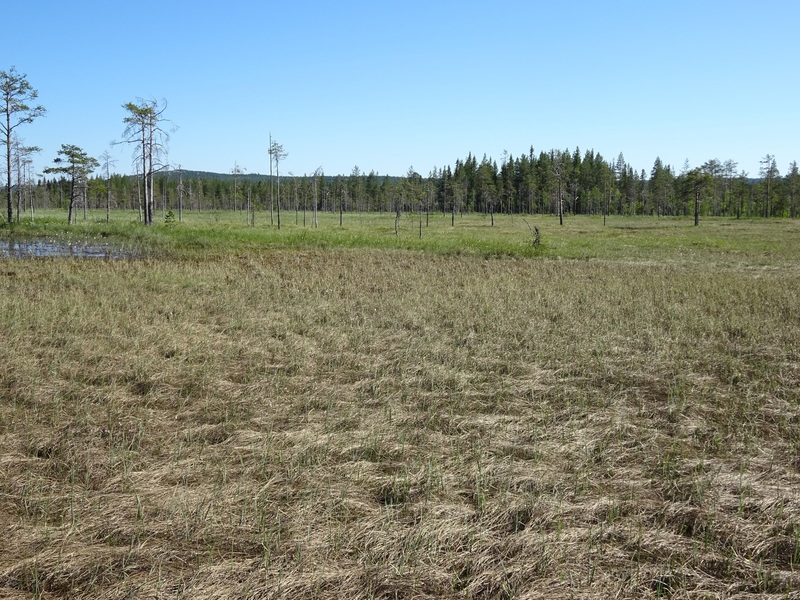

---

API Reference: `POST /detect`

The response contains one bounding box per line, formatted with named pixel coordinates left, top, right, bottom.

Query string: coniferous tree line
left=22, top=149, right=800, bottom=222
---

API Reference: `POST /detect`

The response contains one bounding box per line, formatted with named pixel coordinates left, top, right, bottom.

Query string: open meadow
left=1, top=213, right=799, bottom=598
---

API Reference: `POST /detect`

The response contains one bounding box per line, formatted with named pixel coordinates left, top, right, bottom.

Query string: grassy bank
left=4, top=210, right=800, bottom=265
left=0, top=219, right=798, bottom=598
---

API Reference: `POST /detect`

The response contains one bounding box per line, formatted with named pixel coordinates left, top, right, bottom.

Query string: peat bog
left=0, top=214, right=798, bottom=599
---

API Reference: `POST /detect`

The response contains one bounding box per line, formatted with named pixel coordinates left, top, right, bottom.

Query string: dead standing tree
left=312, top=166, right=323, bottom=228
left=100, top=150, right=117, bottom=223
left=552, top=151, right=564, bottom=226
left=11, top=136, right=40, bottom=221
left=176, top=165, right=186, bottom=223
left=268, top=135, right=287, bottom=229
left=119, top=99, right=169, bottom=225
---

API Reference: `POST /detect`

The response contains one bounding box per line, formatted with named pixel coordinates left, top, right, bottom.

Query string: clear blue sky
left=5, top=0, right=798, bottom=179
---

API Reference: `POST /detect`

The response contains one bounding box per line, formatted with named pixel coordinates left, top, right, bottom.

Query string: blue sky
left=5, top=0, right=798, bottom=178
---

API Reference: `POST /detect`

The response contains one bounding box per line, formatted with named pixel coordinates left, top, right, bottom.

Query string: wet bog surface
left=0, top=240, right=134, bottom=259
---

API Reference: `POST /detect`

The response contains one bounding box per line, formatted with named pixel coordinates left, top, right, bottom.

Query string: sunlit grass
left=4, top=210, right=800, bottom=266
left=0, top=215, right=798, bottom=598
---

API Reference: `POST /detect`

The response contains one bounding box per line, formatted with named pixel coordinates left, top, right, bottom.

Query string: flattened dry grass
left=0, top=245, right=799, bottom=599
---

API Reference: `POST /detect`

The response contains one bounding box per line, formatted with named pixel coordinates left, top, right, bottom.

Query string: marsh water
left=0, top=239, right=134, bottom=259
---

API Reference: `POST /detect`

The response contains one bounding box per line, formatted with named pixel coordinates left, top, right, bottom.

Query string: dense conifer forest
left=17, top=149, right=800, bottom=221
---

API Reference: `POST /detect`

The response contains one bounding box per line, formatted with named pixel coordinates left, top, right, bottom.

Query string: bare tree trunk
left=269, top=134, right=274, bottom=226
left=246, top=188, right=251, bottom=226
left=148, top=144, right=154, bottom=224
left=313, top=175, right=318, bottom=228
left=15, top=154, right=22, bottom=222
left=137, top=176, right=143, bottom=222
left=694, top=190, right=700, bottom=226
left=5, top=112, right=12, bottom=223
left=424, top=181, right=430, bottom=225
left=451, top=186, right=455, bottom=227
left=67, top=181, right=76, bottom=225
left=140, top=129, right=148, bottom=224
left=276, top=160, right=281, bottom=230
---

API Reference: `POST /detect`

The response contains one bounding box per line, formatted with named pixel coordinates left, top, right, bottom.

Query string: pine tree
left=1, top=67, right=45, bottom=222
left=44, top=144, right=99, bottom=224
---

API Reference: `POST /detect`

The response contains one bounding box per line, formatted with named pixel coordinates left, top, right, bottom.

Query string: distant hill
left=165, top=169, right=271, bottom=182
left=154, top=169, right=400, bottom=184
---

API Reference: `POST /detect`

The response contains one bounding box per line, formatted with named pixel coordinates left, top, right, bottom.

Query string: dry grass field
left=0, top=216, right=799, bottom=598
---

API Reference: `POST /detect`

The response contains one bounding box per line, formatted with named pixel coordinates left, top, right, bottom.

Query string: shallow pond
left=0, top=239, right=135, bottom=259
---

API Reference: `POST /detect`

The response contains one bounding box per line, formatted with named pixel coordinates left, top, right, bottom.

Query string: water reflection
left=1, top=239, right=133, bottom=259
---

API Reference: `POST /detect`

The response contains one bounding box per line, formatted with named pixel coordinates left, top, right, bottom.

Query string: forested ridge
left=25, top=149, right=799, bottom=220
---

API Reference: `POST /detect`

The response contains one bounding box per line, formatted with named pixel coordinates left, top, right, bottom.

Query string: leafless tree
left=269, top=136, right=288, bottom=229
left=313, top=167, right=323, bottom=228
left=552, top=151, right=564, bottom=225
left=176, top=165, right=186, bottom=223
left=231, top=161, right=244, bottom=213
left=11, top=135, right=40, bottom=221
left=100, top=150, right=117, bottom=223
left=119, top=98, right=169, bottom=224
